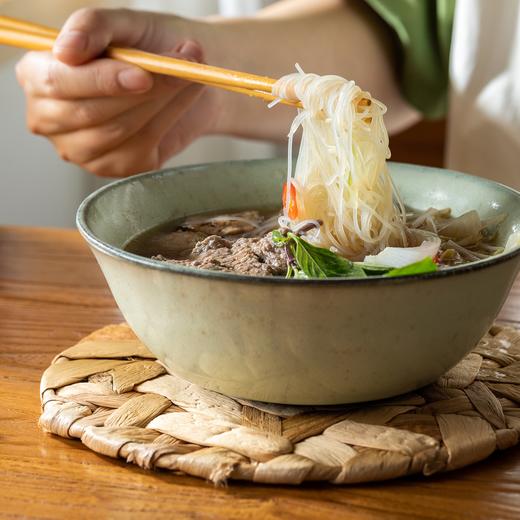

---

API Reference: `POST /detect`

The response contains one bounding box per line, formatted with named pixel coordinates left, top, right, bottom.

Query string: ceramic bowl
left=77, top=160, right=520, bottom=404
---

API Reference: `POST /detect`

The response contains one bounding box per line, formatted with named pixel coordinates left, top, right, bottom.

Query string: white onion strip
left=363, top=238, right=441, bottom=268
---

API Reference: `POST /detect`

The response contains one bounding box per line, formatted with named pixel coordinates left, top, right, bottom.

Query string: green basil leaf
left=272, top=229, right=288, bottom=244
left=354, top=262, right=392, bottom=276
left=385, top=257, right=438, bottom=278
left=287, top=232, right=358, bottom=278
left=348, top=263, right=369, bottom=278
left=274, top=228, right=438, bottom=279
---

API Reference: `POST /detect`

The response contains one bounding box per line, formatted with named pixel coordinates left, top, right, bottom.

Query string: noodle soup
left=125, top=206, right=507, bottom=278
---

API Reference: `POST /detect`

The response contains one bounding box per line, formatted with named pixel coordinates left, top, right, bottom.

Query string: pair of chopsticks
left=0, top=15, right=300, bottom=108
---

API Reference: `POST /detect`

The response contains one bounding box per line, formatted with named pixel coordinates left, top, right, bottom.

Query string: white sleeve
left=446, top=0, right=520, bottom=190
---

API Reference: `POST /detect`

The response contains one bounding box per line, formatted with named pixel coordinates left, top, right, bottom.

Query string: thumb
left=53, top=8, right=155, bottom=66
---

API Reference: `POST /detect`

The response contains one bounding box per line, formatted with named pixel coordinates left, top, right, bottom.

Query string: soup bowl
left=77, top=160, right=520, bottom=404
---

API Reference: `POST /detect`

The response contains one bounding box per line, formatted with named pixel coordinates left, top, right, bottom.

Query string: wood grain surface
left=1, top=226, right=520, bottom=520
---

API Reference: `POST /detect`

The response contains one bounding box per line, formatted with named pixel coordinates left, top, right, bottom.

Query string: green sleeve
left=365, top=0, right=456, bottom=119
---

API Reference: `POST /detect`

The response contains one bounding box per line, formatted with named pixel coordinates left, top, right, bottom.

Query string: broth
left=125, top=206, right=505, bottom=278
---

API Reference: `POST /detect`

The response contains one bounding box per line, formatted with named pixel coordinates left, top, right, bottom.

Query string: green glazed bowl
left=77, top=160, right=520, bottom=404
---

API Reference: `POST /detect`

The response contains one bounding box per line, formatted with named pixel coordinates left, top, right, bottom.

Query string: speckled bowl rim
left=77, top=160, right=520, bottom=286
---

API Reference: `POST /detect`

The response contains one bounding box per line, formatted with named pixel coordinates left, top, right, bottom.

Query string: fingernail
left=117, top=68, right=153, bottom=91
left=178, top=40, right=200, bottom=59
left=54, top=30, right=88, bottom=52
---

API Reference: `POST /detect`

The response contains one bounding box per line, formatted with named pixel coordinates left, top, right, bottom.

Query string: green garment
left=365, top=0, right=456, bottom=119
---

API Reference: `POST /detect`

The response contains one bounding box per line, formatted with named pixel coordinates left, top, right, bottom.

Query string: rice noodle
left=246, top=215, right=280, bottom=237
left=291, top=219, right=323, bottom=235
left=273, top=66, right=407, bottom=260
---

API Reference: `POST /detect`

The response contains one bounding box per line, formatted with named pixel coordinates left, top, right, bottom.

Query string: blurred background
left=0, top=0, right=444, bottom=228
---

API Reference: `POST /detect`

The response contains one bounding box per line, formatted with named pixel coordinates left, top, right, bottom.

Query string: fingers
left=17, top=51, right=153, bottom=99
left=26, top=95, right=149, bottom=135
left=83, top=83, right=205, bottom=177
left=19, top=42, right=204, bottom=137
left=144, top=82, right=206, bottom=147
left=15, top=21, right=208, bottom=178
left=175, top=40, right=204, bottom=67
left=53, top=8, right=156, bottom=65
left=158, top=85, right=210, bottom=161
left=46, top=74, right=201, bottom=170
left=22, top=48, right=202, bottom=135
left=17, top=39, right=204, bottom=100
left=49, top=96, right=171, bottom=164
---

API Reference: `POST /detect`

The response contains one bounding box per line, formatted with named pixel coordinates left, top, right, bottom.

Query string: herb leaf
left=385, top=257, right=438, bottom=278
left=354, top=262, right=392, bottom=275
left=286, top=232, right=363, bottom=278
left=285, top=263, right=308, bottom=279
left=349, top=263, right=369, bottom=278
left=272, top=229, right=437, bottom=279
left=272, top=229, right=288, bottom=244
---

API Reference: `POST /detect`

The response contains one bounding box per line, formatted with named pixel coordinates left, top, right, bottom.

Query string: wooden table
left=2, top=226, right=520, bottom=519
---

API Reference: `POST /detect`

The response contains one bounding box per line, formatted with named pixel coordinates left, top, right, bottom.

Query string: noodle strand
left=273, top=68, right=406, bottom=259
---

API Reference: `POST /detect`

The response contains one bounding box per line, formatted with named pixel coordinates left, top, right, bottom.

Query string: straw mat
left=39, top=323, right=520, bottom=485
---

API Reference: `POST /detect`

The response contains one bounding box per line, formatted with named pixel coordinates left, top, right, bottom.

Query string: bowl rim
left=76, top=159, right=520, bottom=286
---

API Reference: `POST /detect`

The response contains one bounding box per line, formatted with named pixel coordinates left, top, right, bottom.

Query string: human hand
left=16, top=8, right=221, bottom=177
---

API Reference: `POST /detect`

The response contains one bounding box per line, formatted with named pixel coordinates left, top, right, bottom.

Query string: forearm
left=185, top=0, right=420, bottom=140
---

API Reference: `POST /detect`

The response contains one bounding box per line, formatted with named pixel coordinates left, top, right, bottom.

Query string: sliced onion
left=363, top=238, right=441, bottom=268
left=406, top=228, right=438, bottom=246
left=409, top=207, right=451, bottom=228
left=438, top=210, right=481, bottom=240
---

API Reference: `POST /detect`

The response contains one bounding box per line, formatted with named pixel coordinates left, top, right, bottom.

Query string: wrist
left=176, top=18, right=245, bottom=137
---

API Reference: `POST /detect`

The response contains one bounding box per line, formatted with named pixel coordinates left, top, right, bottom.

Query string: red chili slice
left=282, top=181, right=298, bottom=219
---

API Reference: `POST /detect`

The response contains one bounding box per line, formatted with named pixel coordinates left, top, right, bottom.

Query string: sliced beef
left=244, top=233, right=288, bottom=273
left=191, top=235, right=232, bottom=256
left=160, top=232, right=287, bottom=276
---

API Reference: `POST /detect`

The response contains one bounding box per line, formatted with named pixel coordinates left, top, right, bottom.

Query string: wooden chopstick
left=0, top=15, right=55, bottom=36
left=0, top=15, right=300, bottom=108
left=0, top=16, right=281, bottom=103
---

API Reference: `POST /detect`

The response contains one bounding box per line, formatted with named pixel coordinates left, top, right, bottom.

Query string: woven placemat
left=39, top=323, right=520, bottom=485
